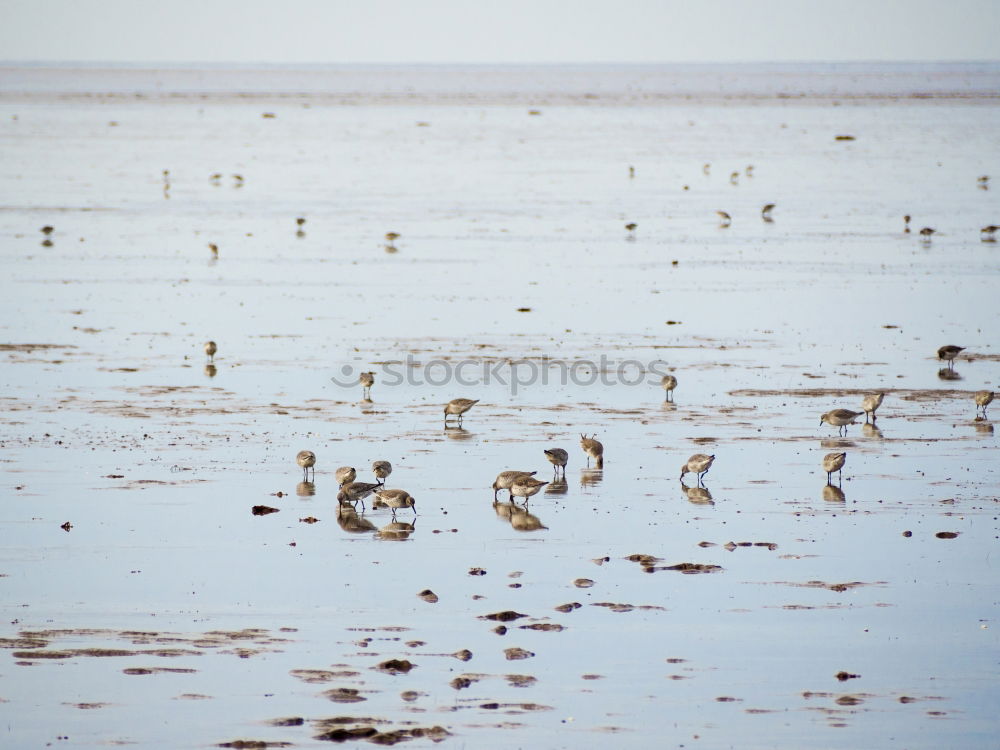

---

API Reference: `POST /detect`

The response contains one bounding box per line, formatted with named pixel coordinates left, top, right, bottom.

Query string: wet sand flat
left=1, top=64, right=999, bottom=748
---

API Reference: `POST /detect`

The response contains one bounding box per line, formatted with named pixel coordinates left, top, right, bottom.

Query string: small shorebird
left=510, top=475, right=549, bottom=503
left=208, top=243, right=219, bottom=258
left=543, top=448, right=568, bottom=477
left=679, top=453, right=715, bottom=484
left=360, top=371, right=374, bottom=399
left=745, top=164, right=755, bottom=177
left=761, top=203, right=775, bottom=222
left=661, top=374, right=678, bottom=402
left=977, top=175, right=990, bottom=188
left=296, top=217, right=306, bottom=227
left=903, top=215, right=911, bottom=233
left=41, top=225, right=54, bottom=236
left=861, top=392, right=884, bottom=422
left=335, top=466, right=357, bottom=487
left=822, top=452, right=846, bottom=485
left=937, top=345, right=964, bottom=368
left=729, top=171, right=739, bottom=185
left=702, top=163, right=711, bottom=175
left=628, top=165, right=635, bottom=178
left=974, top=390, right=994, bottom=418
left=820, top=409, right=862, bottom=436
left=919, top=227, right=936, bottom=239
left=981, top=225, right=998, bottom=242
left=296, top=450, right=316, bottom=481
left=580, top=434, right=604, bottom=468
left=493, top=470, right=536, bottom=500
left=337, top=481, right=381, bottom=511
left=716, top=210, right=731, bottom=227
left=625, top=222, right=637, bottom=237
left=204, top=341, right=217, bottom=362
left=444, top=398, right=478, bottom=425
left=385, top=231, right=400, bottom=247
left=372, top=488, right=416, bottom=518
left=372, top=460, right=392, bottom=484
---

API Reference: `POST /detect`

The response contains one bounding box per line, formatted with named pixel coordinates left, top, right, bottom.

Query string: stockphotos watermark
left=331, top=355, right=673, bottom=395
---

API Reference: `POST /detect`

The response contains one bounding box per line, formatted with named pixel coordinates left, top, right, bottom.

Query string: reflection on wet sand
left=937, top=367, right=962, bottom=381
left=579, top=468, right=603, bottom=488
left=296, top=481, right=316, bottom=497
left=821, top=437, right=856, bottom=451
left=544, top=477, right=568, bottom=495
left=972, top=420, right=994, bottom=436
left=822, top=484, right=846, bottom=502
left=681, top=481, right=714, bottom=505
left=445, top=426, right=474, bottom=440
left=204, top=364, right=217, bottom=378
left=336, top=503, right=377, bottom=534
left=377, top=519, right=416, bottom=541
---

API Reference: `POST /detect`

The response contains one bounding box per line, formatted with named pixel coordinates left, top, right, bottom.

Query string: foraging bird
left=510, top=475, right=549, bottom=503
left=729, top=171, right=739, bottom=185
left=296, top=217, right=306, bottom=227
left=861, top=393, right=884, bottom=423
left=372, top=460, right=392, bottom=484
left=296, top=450, right=316, bottom=481
left=444, top=398, right=479, bottom=425
left=903, top=215, right=911, bottom=233
left=820, top=409, right=863, bottom=436
left=661, top=374, right=678, bottom=402
left=208, top=243, right=219, bottom=258
left=337, top=481, right=381, bottom=511
left=580, top=434, right=604, bottom=468
left=702, top=163, right=711, bottom=175
left=335, top=466, right=357, bottom=487
left=492, top=470, right=536, bottom=501
left=975, top=390, right=994, bottom=418
left=625, top=222, right=637, bottom=236
left=745, top=164, right=755, bottom=177
left=919, top=227, right=936, bottom=238
left=679, top=453, right=715, bottom=484
left=385, top=232, right=400, bottom=245
left=360, top=371, right=374, bottom=399
left=980, top=225, right=998, bottom=241
left=761, top=203, right=775, bottom=222
left=822, top=452, right=846, bottom=485
left=543, top=448, right=568, bottom=477
left=372, top=488, right=416, bottom=517
left=716, top=210, right=731, bottom=227
left=41, top=225, right=54, bottom=235
left=937, top=345, right=964, bottom=368
left=204, top=341, right=217, bottom=362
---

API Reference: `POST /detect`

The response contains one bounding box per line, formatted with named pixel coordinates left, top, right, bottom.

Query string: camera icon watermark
left=331, top=355, right=673, bottom=395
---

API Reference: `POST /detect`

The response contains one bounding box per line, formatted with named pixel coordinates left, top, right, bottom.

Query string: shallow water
left=1, top=65, right=999, bottom=749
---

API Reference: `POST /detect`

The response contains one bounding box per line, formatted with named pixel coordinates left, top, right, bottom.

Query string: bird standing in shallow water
left=510, top=476, right=549, bottom=503
left=372, top=460, right=392, bottom=485
left=937, top=345, right=964, bottom=369
left=373, top=488, right=416, bottom=518
left=861, top=393, right=884, bottom=423
left=761, top=203, right=775, bottom=222
left=204, top=341, right=217, bottom=362
left=296, top=450, right=316, bottom=481
left=716, top=210, right=731, bottom=227
left=492, top=470, right=536, bottom=501
left=444, top=398, right=479, bottom=425
left=543, top=448, right=568, bottom=477
left=823, top=452, right=846, bottom=485
left=680, top=453, right=715, bottom=485
left=661, top=374, right=678, bottom=402
left=820, top=409, right=862, bottom=436
left=360, top=371, right=374, bottom=399
left=974, top=390, right=994, bottom=418
left=335, top=466, right=356, bottom=487
left=337, top=481, right=381, bottom=511
left=580, top=434, right=604, bottom=468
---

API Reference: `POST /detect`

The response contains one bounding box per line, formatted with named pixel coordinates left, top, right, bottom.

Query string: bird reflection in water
left=861, top=422, right=883, bottom=439
left=937, top=367, right=962, bottom=381
left=204, top=364, right=217, bottom=378
left=493, top=501, right=547, bottom=531
left=445, top=426, right=474, bottom=440
left=336, top=503, right=377, bottom=534
left=973, top=420, right=994, bottom=436
left=822, top=484, right=846, bottom=503
left=820, top=438, right=855, bottom=451
left=545, top=477, right=568, bottom=495
left=580, top=468, right=603, bottom=488
left=296, top=481, right=316, bottom=497
left=377, top=519, right=416, bottom=541
left=680, top=481, right=714, bottom=505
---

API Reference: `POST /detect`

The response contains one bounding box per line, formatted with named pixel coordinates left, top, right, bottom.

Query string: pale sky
left=1, top=0, right=998, bottom=64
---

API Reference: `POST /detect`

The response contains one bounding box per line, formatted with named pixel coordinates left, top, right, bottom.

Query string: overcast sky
left=1, top=0, right=998, bottom=64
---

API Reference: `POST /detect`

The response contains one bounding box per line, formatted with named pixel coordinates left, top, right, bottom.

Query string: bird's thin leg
left=826, top=471, right=832, bottom=484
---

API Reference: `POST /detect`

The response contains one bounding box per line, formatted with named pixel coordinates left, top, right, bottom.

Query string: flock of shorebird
left=202, top=335, right=992, bottom=514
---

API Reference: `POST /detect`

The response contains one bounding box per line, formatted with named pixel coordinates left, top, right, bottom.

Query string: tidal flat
left=1, top=64, right=998, bottom=748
